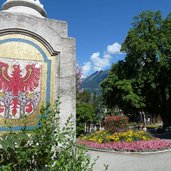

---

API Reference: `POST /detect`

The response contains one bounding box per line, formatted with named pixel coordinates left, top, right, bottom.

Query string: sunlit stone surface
left=0, top=0, right=76, bottom=131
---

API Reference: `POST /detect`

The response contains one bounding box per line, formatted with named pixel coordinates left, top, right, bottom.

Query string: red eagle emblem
left=0, top=61, right=41, bottom=119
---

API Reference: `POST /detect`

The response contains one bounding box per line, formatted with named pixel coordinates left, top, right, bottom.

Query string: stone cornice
left=2, top=0, right=47, bottom=17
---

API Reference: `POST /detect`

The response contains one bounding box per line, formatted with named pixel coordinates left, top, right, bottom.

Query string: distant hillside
left=80, top=70, right=109, bottom=94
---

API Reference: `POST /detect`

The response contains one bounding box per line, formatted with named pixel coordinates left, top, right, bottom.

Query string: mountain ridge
left=80, top=70, right=109, bottom=94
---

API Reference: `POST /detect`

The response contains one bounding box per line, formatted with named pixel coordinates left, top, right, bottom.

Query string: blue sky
left=1, top=0, right=171, bottom=77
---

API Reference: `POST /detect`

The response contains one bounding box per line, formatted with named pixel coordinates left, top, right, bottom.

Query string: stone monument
left=0, top=0, right=76, bottom=131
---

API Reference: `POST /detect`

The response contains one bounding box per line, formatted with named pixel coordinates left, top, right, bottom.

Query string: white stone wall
left=0, top=11, right=76, bottom=128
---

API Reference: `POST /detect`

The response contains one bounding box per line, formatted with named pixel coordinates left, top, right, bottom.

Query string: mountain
left=80, top=70, right=109, bottom=94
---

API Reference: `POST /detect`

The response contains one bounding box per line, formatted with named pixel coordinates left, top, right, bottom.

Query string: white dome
left=2, top=0, right=47, bottom=18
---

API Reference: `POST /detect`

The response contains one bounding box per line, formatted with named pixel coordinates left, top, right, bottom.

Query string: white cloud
left=107, top=42, right=121, bottom=55
left=82, top=62, right=92, bottom=77
left=81, top=42, right=122, bottom=77
left=90, top=52, right=111, bottom=71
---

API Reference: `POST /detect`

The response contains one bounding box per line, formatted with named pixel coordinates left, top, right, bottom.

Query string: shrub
left=104, top=115, right=129, bottom=132
left=0, top=100, right=98, bottom=171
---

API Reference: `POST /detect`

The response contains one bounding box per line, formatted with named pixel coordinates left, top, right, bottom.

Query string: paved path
left=89, top=150, right=171, bottom=171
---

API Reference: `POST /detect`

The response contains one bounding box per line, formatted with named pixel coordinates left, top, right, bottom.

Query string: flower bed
left=77, top=139, right=171, bottom=152
left=78, top=130, right=171, bottom=152
left=81, top=130, right=153, bottom=143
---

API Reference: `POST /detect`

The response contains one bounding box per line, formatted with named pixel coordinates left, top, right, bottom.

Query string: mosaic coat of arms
left=0, top=59, right=42, bottom=119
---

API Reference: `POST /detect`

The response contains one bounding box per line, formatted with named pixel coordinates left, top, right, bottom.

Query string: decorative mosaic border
left=0, top=28, right=59, bottom=56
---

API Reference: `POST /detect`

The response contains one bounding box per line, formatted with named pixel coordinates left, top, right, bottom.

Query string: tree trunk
left=159, top=86, right=171, bottom=129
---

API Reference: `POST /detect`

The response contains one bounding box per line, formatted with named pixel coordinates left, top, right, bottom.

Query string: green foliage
left=77, top=67, right=108, bottom=136
left=101, top=70, right=145, bottom=115
left=93, top=95, right=107, bottom=125
left=101, top=11, right=171, bottom=127
left=146, top=123, right=162, bottom=129
left=76, top=103, right=95, bottom=135
left=77, top=90, right=92, bottom=104
left=0, top=100, right=97, bottom=171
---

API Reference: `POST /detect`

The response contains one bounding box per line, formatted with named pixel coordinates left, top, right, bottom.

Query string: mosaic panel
left=0, top=34, right=56, bottom=131
left=0, top=58, right=42, bottom=119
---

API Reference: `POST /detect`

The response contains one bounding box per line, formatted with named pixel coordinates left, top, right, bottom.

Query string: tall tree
left=76, top=66, right=96, bottom=135
left=157, top=13, right=171, bottom=127
left=102, top=11, right=171, bottom=127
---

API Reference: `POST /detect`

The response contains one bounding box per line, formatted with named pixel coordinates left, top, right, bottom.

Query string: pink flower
left=77, top=139, right=171, bottom=152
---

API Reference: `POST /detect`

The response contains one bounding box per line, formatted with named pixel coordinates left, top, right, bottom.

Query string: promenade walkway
left=89, top=150, right=171, bottom=171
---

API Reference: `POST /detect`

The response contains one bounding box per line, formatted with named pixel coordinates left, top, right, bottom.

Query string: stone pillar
left=0, top=0, right=76, bottom=131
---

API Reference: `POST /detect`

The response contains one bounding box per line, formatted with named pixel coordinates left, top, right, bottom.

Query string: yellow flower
left=126, top=138, right=132, bottom=142
left=81, top=129, right=153, bottom=143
